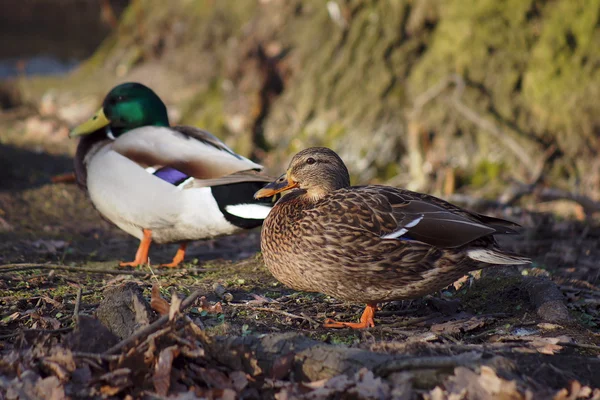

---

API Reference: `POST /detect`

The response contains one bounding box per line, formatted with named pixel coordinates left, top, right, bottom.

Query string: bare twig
left=104, top=288, right=204, bottom=355
left=448, top=97, right=536, bottom=174
left=73, top=287, right=83, bottom=326
left=536, top=188, right=600, bottom=216
left=0, top=263, right=206, bottom=276
left=72, top=351, right=122, bottom=362
left=558, top=341, right=600, bottom=352
left=229, top=303, right=320, bottom=327
left=375, top=352, right=482, bottom=376
left=0, top=327, right=76, bottom=339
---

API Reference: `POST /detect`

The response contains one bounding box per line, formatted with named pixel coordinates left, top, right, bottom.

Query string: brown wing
left=111, top=126, right=263, bottom=180
left=331, top=186, right=521, bottom=248
left=186, top=170, right=275, bottom=189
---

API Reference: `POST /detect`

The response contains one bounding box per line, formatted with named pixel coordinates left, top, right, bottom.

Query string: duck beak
left=69, top=107, right=110, bottom=138
left=254, top=171, right=298, bottom=199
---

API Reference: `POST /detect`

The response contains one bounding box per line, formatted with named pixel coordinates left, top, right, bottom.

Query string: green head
left=70, top=82, right=169, bottom=138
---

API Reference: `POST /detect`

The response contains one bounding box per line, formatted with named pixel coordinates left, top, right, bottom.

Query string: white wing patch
left=382, top=215, right=424, bottom=239
left=225, top=204, right=272, bottom=220
left=467, top=249, right=531, bottom=265
left=177, top=177, right=194, bottom=190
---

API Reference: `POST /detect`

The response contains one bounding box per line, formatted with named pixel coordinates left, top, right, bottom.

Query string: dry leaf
left=34, top=376, right=66, bottom=400
left=191, top=366, right=233, bottom=390
left=247, top=293, right=278, bottom=304
left=553, top=380, right=600, bottom=400
left=153, top=345, right=180, bottom=396
left=198, top=296, right=223, bottom=314
left=446, top=366, right=524, bottom=400
left=349, top=368, right=391, bottom=399
left=229, top=370, right=249, bottom=392
left=425, top=386, right=446, bottom=400
left=100, top=385, right=125, bottom=396
left=170, top=293, right=183, bottom=321
left=151, top=284, right=170, bottom=316
left=430, top=316, right=486, bottom=335
left=41, top=360, right=69, bottom=382
left=46, top=348, right=76, bottom=373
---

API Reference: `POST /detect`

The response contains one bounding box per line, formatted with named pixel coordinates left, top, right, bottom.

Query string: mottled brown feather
left=259, top=147, right=530, bottom=305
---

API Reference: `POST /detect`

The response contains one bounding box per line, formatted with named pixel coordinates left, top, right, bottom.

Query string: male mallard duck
left=70, top=82, right=274, bottom=267
left=255, top=147, right=530, bottom=329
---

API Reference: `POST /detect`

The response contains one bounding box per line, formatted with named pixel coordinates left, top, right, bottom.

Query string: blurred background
left=0, top=0, right=598, bottom=227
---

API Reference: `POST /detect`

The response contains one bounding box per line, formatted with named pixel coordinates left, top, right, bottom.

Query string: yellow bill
left=69, top=107, right=110, bottom=138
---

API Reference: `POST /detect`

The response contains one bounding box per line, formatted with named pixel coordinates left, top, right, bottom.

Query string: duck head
left=69, top=82, right=169, bottom=139
left=255, top=147, right=350, bottom=201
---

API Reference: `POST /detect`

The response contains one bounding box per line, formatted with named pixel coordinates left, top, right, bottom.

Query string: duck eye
left=306, top=157, right=316, bottom=165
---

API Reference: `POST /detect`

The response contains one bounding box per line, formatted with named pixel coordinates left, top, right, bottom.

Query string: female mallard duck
left=255, top=147, right=530, bottom=329
left=70, top=82, right=274, bottom=268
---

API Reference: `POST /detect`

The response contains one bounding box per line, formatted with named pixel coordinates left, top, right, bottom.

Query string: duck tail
left=467, top=248, right=531, bottom=265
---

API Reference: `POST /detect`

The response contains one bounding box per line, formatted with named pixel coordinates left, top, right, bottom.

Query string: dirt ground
left=0, top=132, right=599, bottom=399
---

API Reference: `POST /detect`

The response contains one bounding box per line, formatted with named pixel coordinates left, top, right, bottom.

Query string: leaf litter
left=1, top=180, right=600, bottom=398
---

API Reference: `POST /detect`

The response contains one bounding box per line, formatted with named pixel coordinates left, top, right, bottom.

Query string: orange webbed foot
left=323, top=303, right=377, bottom=329
left=159, top=243, right=187, bottom=268
left=119, top=229, right=152, bottom=268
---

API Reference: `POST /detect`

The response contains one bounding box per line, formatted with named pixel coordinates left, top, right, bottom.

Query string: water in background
left=0, top=0, right=130, bottom=79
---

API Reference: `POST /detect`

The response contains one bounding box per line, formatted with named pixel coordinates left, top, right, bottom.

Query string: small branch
left=558, top=341, right=600, bottom=352
left=0, top=263, right=206, bottom=276
left=448, top=97, right=537, bottom=175
left=73, top=287, right=83, bottom=326
left=72, top=351, right=122, bottom=362
left=0, top=327, right=76, bottom=339
left=104, top=289, right=204, bottom=355
left=229, top=303, right=320, bottom=327
left=375, top=352, right=482, bottom=376
left=536, top=188, right=600, bottom=216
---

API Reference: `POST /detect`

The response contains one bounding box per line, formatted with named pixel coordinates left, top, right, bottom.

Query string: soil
left=0, top=130, right=599, bottom=399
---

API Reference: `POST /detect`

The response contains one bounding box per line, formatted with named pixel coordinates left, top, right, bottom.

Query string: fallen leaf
left=46, top=347, right=76, bottom=373
left=247, top=293, right=278, bottom=305
left=446, top=366, right=525, bottom=400
left=229, top=370, right=249, bottom=392
left=153, top=345, right=180, bottom=396
left=100, top=385, right=125, bottom=396
left=170, top=293, right=183, bottom=321
left=349, top=368, right=391, bottom=399
left=41, top=360, right=69, bottom=382
left=151, top=284, right=170, bottom=316
left=190, top=365, right=233, bottom=390
left=34, top=376, right=66, bottom=400
left=553, top=380, right=600, bottom=400
left=198, top=296, right=223, bottom=314
left=430, top=316, right=487, bottom=335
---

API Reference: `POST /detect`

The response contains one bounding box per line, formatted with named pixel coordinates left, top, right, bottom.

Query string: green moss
left=181, top=79, right=226, bottom=136
left=523, top=0, right=600, bottom=149
left=469, top=159, right=504, bottom=188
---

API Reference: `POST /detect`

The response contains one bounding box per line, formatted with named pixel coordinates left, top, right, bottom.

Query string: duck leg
left=323, top=303, right=377, bottom=329
left=160, top=243, right=187, bottom=268
left=120, top=229, right=152, bottom=267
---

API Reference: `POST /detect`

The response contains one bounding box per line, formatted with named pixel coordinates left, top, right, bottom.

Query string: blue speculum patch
left=153, top=167, right=189, bottom=186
